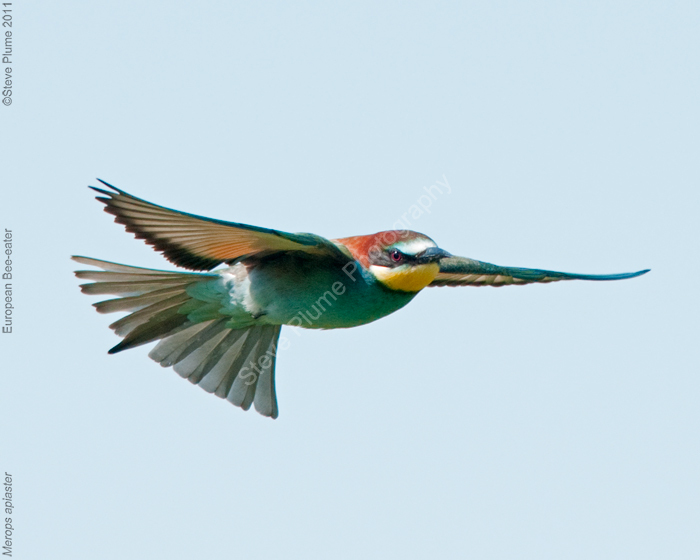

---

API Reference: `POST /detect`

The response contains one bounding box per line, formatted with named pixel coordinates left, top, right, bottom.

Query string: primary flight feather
left=73, top=180, right=649, bottom=418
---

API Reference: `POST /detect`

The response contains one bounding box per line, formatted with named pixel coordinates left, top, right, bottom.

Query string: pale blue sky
left=1, top=1, right=699, bottom=559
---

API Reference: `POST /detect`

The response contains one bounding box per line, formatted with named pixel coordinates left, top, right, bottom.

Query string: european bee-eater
left=73, top=180, right=649, bottom=418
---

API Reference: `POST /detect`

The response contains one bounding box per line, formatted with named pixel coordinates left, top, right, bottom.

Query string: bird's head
left=335, top=230, right=451, bottom=292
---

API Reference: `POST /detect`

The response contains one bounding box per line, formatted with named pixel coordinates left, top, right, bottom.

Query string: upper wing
left=91, top=180, right=351, bottom=271
left=430, top=256, right=650, bottom=287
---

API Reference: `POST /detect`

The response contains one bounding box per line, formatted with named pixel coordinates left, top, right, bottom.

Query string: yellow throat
left=370, top=263, right=440, bottom=293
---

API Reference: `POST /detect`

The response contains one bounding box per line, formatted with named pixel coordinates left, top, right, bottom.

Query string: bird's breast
left=244, top=256, right=417, bottom=329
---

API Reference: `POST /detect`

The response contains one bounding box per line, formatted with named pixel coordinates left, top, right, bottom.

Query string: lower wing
left=430, top=256, right=649, bottom=287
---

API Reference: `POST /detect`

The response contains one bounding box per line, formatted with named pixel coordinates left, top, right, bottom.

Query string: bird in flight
left=73, top=180, right=649, bottom=418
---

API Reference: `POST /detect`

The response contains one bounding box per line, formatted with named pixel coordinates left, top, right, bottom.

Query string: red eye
left=390, top=250, right=402, bottom=262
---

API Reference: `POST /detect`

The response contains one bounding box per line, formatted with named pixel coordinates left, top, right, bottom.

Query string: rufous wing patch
left=92, top=182, right=342, bottom=270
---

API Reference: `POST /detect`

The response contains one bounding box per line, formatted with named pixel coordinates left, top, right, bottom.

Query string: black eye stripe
left=367, top=248, right=420, bottom=267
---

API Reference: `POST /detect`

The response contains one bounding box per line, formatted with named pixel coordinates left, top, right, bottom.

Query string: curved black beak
left=415, top=247, right=452, bottom=264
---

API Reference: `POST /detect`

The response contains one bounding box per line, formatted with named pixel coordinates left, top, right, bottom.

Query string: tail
left=72, top=256, right=282, bottom=418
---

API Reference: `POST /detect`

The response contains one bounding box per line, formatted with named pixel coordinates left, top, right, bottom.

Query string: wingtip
left=582, top=268, right=651, bottom=281
left=89, top=185, right=113, bottom=197
left=96, top=178, right=121, bottom=191
left=89, top=179, right=123, bottom=197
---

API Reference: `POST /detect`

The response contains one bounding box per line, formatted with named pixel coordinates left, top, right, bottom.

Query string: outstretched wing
left=430, top=256, right=649, bottom=287
left=91, top=180, right=351, bottom=271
